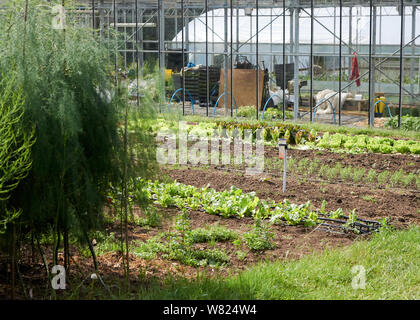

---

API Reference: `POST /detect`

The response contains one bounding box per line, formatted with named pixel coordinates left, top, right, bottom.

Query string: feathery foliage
left=0, top=0, right=157, bottom=251
left=0, top=73, right=34, bottom=234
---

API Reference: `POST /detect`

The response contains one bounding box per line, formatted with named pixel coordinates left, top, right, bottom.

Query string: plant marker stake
left=279, top=139, right=288, bottom=192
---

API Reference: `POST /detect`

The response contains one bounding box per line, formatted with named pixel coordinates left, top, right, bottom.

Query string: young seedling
left=352, top=168, right=365, bottom=183
left=365, top=169, right=377, bottom=184
left=377, top=171, right=391, bottom=186
left=362, top=195, right=377, bottom=203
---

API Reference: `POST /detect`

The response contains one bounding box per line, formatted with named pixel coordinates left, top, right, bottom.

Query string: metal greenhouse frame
left=75, top=0, right=419, bottom=128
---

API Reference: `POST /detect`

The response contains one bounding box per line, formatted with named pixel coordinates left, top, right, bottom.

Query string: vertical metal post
left=236, top=5, right=239, bottom=60
left=212, top=8, right=215, bottom=64
left=399, top=0, right=405, bottom=128
left=293, top=7, right=299, bottom=120
left=186, top=8, right=189, bottom=58
left=338, top=0, right=342, bottom=126
left=175, top=7, right=178, bottom=49
left=193, top=10, right=196, bottom=63
left=230, top=0, right=234, bottom=117
left=158, top=0, right=162, bottom=113
left=161, top=2, right=165, bottom=106
left=92, top=0, right=95, bottom=29
left=224, top=0, right=228, bottom=116
left=282, top=0, right=286, bottom=121
left=289, top=7, right=293, bottom=64
left=135, top=0, right=139, bottom=107
left=139, top=9, right=143, bottom=77
left=378, top=6, right=382, bottom=92
left=113, top=0, right=117, bottom=87
left=368, top=0, right=374, bottom=127
left=182, top=0, right=185, bottom=115
left=333, top=6, right=336, bottom=81
left=123, top=1, right=127, bottom=69
left=310, top=0, right=313, bottom=123
left=348, top=7, right=352, bottom=83
left=256, top=0, right=259, bottom=119
left=270, top=8, right=273, bottom=74
left=410, top=6, right=416, bottom=106
left=250, top=8, right=252, bottom=57
left=158, top=0, right=165, bottom=71
left=99, top=0, right=104, bottom=37
left=371, top=6, right=377, bottom=125
left=206, top=0, right=209, bottom=117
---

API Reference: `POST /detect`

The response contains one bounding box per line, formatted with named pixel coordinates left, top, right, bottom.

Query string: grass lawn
left=137, top=226, right=420, bottom=300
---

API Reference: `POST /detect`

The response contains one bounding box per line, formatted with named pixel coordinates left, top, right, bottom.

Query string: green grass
left=135, top=226, right=420, bottom=299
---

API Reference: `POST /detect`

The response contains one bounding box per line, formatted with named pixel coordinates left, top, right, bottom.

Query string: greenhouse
left=68, top=0, right=420, bottom=127
left=0, top=0, right=419, bottom=304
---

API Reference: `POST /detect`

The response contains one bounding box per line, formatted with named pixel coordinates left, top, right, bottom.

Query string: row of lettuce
left=312, top=132, right=420, bottom=154
left=138, top=179, right=365, bottom=233
left=150, top=119, right=420, bottom=155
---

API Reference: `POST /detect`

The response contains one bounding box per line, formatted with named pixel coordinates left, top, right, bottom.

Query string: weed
left=236, top=250, right=248, bottom=261
left=135, top=207, right=162, bottom=228
left=80, top=232, right=121, bottom=257
left=131, top=237, right=166, bottom=260
left=189, top=225, right=238, bottom=243
left=243, top=219, right=275, bottom=251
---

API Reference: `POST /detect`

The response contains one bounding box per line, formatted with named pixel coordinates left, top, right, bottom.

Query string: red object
left=350, top=52, right=361, bottom=87
left=279, top=149, right=285, bottom=160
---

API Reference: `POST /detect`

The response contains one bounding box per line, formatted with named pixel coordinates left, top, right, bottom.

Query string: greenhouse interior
left=66, top=0, right=420, bottom=128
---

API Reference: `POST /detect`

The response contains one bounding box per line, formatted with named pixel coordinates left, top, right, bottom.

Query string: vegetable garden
left=0, top=0, right=419, bottom=301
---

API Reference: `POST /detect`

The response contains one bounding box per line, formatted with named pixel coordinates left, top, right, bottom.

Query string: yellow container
left=374, top=96, right=386, bottom=113
left=165, top=69, right=173, bottom=82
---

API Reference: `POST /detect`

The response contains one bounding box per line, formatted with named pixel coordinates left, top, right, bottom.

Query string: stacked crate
left=197, top=66, right=220, bottom=107
left=183, top=69, right=200, bottom=103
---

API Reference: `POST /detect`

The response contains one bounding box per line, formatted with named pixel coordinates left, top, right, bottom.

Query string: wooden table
left=345, top=98, right=368, bottom=112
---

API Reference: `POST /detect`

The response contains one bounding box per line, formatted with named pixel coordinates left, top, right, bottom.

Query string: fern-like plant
left=0, top=73, right=34, bottom=233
